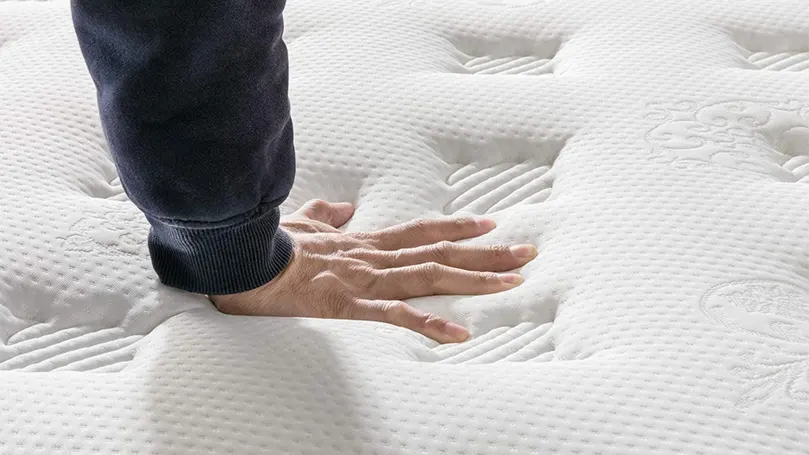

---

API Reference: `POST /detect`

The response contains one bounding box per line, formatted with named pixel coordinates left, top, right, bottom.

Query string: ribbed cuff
left=146, top=207, right=294, bottom=295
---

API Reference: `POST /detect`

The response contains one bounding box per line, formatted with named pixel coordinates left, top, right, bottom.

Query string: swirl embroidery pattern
left=700, top=279, right=809, bottom=408
left=645, top=100, right=809, bottom=182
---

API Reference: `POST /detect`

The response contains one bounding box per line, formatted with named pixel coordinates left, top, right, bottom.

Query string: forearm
left=71, top=0, right=295, bottom=294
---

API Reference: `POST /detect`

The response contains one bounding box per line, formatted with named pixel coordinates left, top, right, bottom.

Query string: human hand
left=210, top=199, right=537, bottom=343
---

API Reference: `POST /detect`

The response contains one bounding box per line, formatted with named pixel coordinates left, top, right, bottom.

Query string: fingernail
left=500, top=273, right=524, bottom=285
left=509, top=244, right=538, bottom=259
left=476, top=218, right=496, bottom=231
left=444, top=322, right=470, bottom=342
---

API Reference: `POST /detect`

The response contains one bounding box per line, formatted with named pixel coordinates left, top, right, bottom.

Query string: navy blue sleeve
left=70, top=0, right=296, bottom=295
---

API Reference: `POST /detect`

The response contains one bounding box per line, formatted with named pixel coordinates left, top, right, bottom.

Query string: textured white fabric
left=2, top=0, right=809, bottom=453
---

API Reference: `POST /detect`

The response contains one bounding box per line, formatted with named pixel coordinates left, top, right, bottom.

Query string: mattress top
left=1, top=0, right=808, bottom=453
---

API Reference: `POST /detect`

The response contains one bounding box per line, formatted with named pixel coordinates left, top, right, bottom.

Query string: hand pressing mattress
left=1, top=0, right=808, bottom=453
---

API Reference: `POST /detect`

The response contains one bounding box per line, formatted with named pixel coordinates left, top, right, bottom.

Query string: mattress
left=1, top=0, right=808, bottom=453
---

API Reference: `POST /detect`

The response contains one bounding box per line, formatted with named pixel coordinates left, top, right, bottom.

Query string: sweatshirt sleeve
left=70, top=0, right=296, bottom=295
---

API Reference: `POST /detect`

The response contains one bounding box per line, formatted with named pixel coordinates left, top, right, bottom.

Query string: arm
left=70, top=0, right=536, bottom=345
left=71, top=0, right=295, bottom=295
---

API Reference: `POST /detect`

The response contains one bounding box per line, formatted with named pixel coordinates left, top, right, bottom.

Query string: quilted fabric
left=1, top=0, right=808, bottom=453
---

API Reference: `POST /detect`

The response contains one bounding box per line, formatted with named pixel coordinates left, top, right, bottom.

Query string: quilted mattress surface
left=2, top=0, right=809, bottom=453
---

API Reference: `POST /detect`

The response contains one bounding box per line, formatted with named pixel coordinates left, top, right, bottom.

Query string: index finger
left=357, top=217, right=496, bottom=250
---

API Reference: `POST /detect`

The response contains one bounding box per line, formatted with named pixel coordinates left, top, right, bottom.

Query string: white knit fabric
left=1, top=0, right=808, bottom=453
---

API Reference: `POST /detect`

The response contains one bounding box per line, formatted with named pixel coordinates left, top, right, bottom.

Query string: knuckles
left=423, top=312, right=446, bottom=330
left=453, top=217, right=474, bottom=230
left=407, top=218, right=430, bottom=232
left=325, top=291, right=356, bottom=319
left=303, top=198, right=331, bottom=216
left=381, top=301, right=408, bottom=321
left=428, top=241, right=453, bottom=262
left=310, top=270, right=345, bottom=289
left=352, top=265, right=382, bottom=290
left=415, top=262, right=442, bottom=285
left=488, top=244, right=512, bottom=257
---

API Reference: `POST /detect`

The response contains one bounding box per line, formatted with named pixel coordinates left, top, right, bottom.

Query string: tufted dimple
left=452, top=36, right=561, bottom=76
left=731, top=30, right=809, bottom=71
left=428, top=136, right=565, bottom=214
left=430, top=322, right=556, bottom=364
left=747, top=51, right=809, bottom=71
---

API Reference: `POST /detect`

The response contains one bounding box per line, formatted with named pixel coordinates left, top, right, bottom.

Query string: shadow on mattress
left=138, top=309, right=372, bottom=454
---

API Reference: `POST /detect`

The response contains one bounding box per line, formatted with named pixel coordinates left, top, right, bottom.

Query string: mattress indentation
left=104, top=176, right=129, bottom=201
left=445, top=160, right=554, bottom=213
left=748, top=52, right=809, bottom=72
left=462, top=55, right=554, bottom=76
left=83, top=169, right=127, bottom=200
left=783, top=155, right=809, bottom=182
left=731, top=31, right=809, bottom=72
left=432, top=322, right=554, bottom=364
left=453, top=36, right=559, bottom=76
left=433, top=137, right=563, bottom=214
left=1, top=325, right=139, bottom=372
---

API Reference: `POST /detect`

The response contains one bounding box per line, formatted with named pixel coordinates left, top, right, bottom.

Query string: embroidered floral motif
left=60, top=208, right=147, bottom=257
left=701, top=279, right=809, bottom=407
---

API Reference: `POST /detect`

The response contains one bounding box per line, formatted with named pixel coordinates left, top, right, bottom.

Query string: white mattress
left=2, top=0, right=809, bottom=453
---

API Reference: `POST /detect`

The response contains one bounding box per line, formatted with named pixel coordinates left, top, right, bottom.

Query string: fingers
left=294, top=199, right=354, bottom=228
left=352, top=299, right=469, bottom=344
left=360, top=217, right=496, bottom=250
left=365, top=263, right=524, bottom=300
left=351, top=242, right=538, bottom=271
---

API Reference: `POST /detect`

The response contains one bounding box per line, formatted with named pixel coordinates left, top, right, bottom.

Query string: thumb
left=295, top=199, right=354, bottom=227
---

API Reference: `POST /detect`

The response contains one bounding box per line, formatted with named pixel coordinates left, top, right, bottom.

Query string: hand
left=210, top=199, right=537, bottom=343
